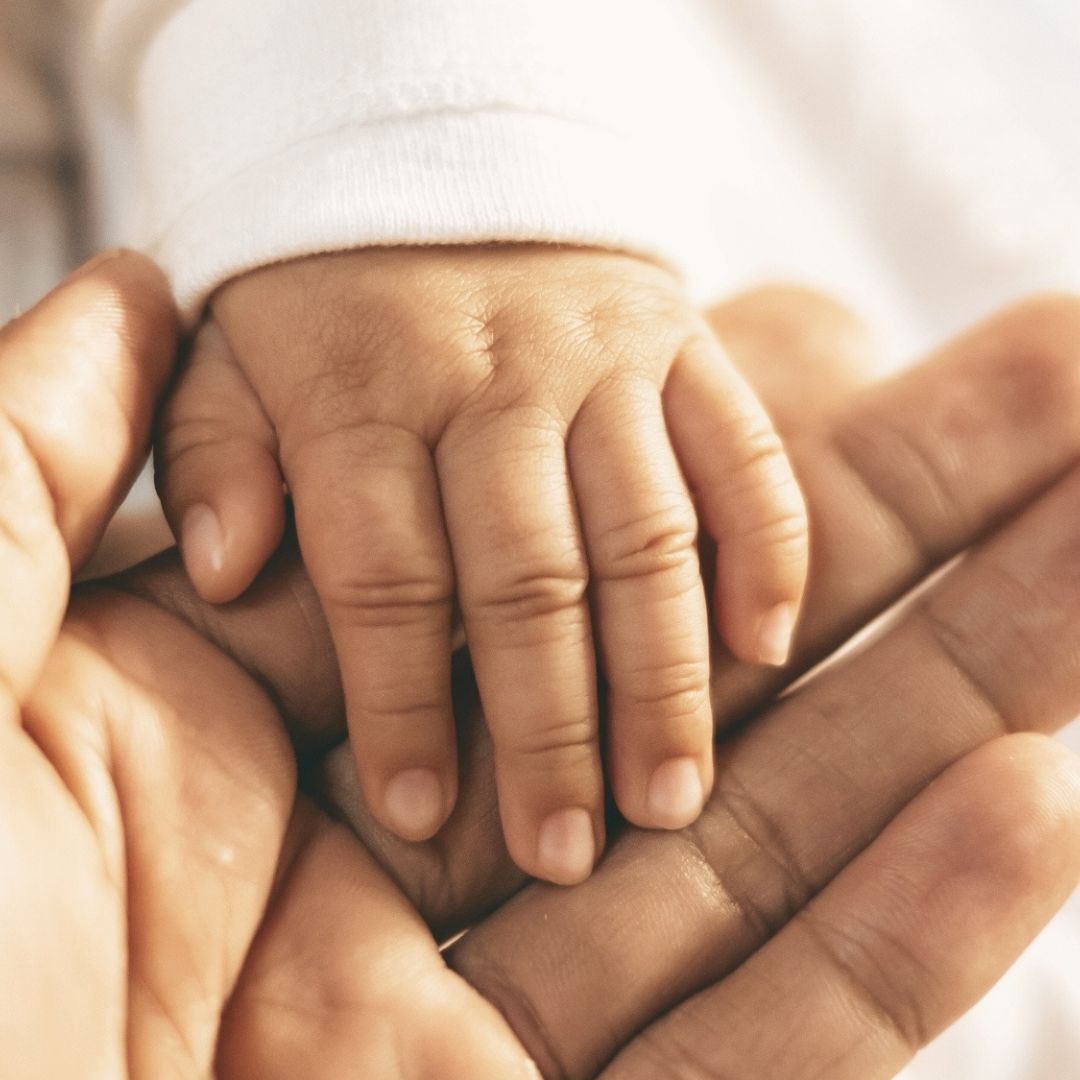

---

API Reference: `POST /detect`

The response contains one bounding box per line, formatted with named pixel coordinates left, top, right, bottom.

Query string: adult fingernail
left=181, top=503, right=225, bottom=582
left=537, top=808, right=595, bottom=884
left=756, top=602, right=796, bottom=667
left=383, top=768, right=446, bottom=841
left=647, top=756, right=704, bottom=828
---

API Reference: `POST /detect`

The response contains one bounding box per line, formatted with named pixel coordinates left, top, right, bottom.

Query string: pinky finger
left=664, top=334, right=809, bottom=667
left=155, top=321, right=285, bottom=603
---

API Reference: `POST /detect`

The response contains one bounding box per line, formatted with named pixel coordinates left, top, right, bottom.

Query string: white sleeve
left=86, top=0, right=719, bottom=322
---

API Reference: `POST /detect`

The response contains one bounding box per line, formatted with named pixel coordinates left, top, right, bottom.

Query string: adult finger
left=708, top=292, right=1080, bottom=724
left=603, top=735, right=1080, bottom=1079
left=706, top=284, right=886, bottom=431
left=0, top=251, right=176, bottom=705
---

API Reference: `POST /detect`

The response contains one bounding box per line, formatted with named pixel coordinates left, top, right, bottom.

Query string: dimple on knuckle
left=445, top=397, right=567, bottom=454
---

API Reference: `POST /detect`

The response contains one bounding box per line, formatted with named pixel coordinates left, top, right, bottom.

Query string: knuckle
left=357, top=688, right=448, bottom=725
left=618, top=658, right=711, bottom=722
left=732, top=498, right=809, bottom=553
left=798, top=909, right=930, bottom=1053
left=727, top=425, right=792, bottom=482
left=499, top=713, right=598, bottom=770
left=283, top=366, right=383, bottom=438
left=706, top=772, right=817, bottom=934
left=449, top=957, right=572, bottom=1080
left=593, top=503, right=700, bottom=581
left=323, top=566, right=453, bottom=628
left=443, top=400, right=567, bottom=455
left=472, top=561, right=589, bottom=622
left=155, top=414, right=238, bottom=472
left=623, top=1028, right=720, bottom=1080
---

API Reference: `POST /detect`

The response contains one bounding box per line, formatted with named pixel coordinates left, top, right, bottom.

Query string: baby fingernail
left=383, top=768, right=447, bottom=841
left=756, top=602, right=796, bottom=667
left=537, top=808, right=595, bottom=884
left=181, top=503, right=225, bottom=581
left=647, top=756, right=704, bottom=828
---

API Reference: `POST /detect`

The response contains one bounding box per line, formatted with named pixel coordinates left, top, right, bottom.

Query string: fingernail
left=181, top=503, right=225, bottom=581
left=647, top=756, right=704, bottom=828
left=537, top=808, right=596, bottom=884
left=756, top=602, right=796, bottom=667
left=383, top=768, right=446, bottom=841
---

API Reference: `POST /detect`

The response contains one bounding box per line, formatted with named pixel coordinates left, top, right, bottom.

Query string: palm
left=9, top=589, right=530, bottom=1079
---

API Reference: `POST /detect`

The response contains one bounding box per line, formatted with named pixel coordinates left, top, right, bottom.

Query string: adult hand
left=0, top=251, right=182, bottom=1075
left=447, top=289, right=1080, bottom=1078
left=5, top=270, right=1080, bottom=1079
left=136, top=287, right=1080, bottom=1077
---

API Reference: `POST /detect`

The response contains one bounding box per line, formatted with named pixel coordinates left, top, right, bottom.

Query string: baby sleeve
left=86, top=0, right=719, bottom=322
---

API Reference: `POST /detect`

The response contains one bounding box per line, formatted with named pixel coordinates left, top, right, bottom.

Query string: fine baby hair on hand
left=155, top=244, right=809, bottom=884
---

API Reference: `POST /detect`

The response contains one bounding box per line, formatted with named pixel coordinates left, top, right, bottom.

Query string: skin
left=3, top=255, right=1080, bottom=1078
left=154, top=246, right=811, bottom=882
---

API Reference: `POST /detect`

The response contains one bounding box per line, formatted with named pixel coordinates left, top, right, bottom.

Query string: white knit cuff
left=151, top=108, right=701, bottom=321
left=94, top=0, right=714, bottom=322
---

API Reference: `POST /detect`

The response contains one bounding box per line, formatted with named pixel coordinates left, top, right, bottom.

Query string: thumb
left=0, top=249, right=176, bottom=703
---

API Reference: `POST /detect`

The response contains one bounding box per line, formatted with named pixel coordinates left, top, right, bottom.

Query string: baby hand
left=155, top=246, right=808, bottom=883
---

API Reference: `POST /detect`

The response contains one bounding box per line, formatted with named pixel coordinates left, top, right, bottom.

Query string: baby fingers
left=283, top=422, right=458, bottom=843
left=438, top=409, right=605, bottom=885
left=569, top=378, right=714, bottom=831
left=155, top=321, right=285, bottom=603
left=665, top=335, right=810, bottom=668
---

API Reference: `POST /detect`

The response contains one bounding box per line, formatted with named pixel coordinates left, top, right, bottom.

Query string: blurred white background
left=1, top=2, right=1077, bottom=1076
